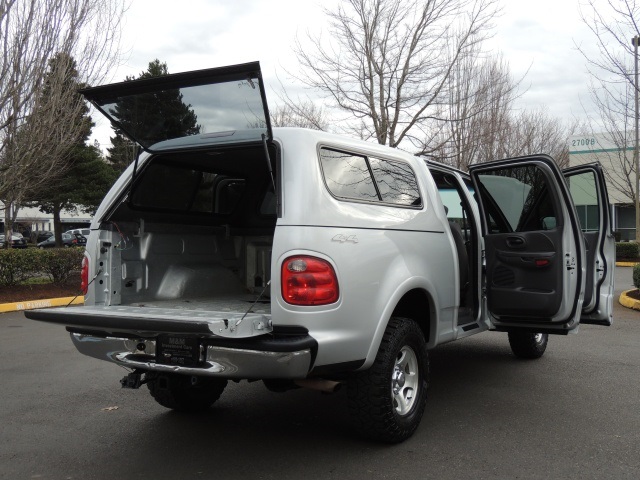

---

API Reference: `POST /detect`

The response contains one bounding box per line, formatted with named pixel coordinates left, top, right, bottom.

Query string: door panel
left=563, top=164, right=614, bottom=326
left=486, top=230, right=563, bottom=317
left=470, top=156, right=584, bottom=334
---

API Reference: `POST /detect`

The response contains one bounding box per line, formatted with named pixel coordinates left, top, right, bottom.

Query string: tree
left=0, top=0, right=125, bottom=244
left=577, top=0, right=640, bottom=240
left=32, top=144, right=117, bottom=244
left=503, top=110, right=578, bottom=168
left=107, top=59, right=201, bottom=171
left=107, top=132, right=137, bottom=175
left=426, top=49, right=575, bottom=170
left=428, top=52, right=518, bottom=169
left=4, top=52, right=95, bottom=247
left=22, top=54, right=117, bottom=246
left=271, top=100, right=328, bottom=130
left=291, top=0, right=500, bottom=149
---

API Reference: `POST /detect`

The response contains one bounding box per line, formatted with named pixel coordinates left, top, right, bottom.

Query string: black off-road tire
left=347, top=317, right=429, bottom=443
left=146, top=373, right=227, bottom=412
left=508, top=332, right=548, bottom=359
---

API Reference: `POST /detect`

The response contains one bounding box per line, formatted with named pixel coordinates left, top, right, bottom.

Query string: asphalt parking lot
left=1, top=267, right=638, bottom=480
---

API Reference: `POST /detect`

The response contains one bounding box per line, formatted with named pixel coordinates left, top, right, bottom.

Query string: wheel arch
left=361, top=282, right=438, bottom=370
left=391, top=288, right=435, bottom=345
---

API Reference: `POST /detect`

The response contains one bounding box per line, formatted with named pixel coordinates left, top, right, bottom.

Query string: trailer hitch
left=120, top=370, right=147, bottom=389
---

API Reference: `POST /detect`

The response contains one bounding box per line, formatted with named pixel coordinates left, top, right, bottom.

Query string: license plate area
left=156, top=335, right=202, bottom=367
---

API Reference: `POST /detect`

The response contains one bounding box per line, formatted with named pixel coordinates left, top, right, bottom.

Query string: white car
left=0, top=233, right=28, bottom=249
left=26, top=62, right=615, bottom=443
left=64, top=228, right=91, bottom=238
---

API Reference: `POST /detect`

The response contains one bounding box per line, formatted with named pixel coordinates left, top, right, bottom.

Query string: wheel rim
left=391, top=345, right=419, bottom=416
left=534, top=333, right=544, bottom=343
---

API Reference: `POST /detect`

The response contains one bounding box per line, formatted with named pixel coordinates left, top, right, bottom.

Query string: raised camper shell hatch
left=62, top=61, right=278, bottom=342
left=80, top=61, right=273, bottom=151
left=22, top=62, right=308, bottom=379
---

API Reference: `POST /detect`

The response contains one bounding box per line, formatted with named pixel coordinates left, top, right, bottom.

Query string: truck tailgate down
left=24, top=305, right=272, bottom=338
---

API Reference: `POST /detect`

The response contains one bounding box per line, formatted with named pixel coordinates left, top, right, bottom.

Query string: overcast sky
left=90, top=0, right=604, bottom=148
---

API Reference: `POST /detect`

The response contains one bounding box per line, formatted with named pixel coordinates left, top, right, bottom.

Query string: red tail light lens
left=281, top=256, right=339, bottom=305
left=80, top=256, right=89, bottom=295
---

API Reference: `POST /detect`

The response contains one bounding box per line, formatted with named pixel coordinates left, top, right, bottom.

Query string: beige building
left=0, top=202, right=91, bottom=240
left=568, top=133, right=636, bottom=240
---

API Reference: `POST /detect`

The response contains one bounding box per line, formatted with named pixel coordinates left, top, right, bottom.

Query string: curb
left=0, top=296, right=83, bottom=314
left=615, top=263, right=640, bottom=312
left=619, top=289, right=640, bottom=311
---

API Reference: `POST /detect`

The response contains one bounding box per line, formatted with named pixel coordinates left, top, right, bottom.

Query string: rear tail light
left=281, top=255, right=339, bottom=305
left=80, top=256, right=89, bottom=294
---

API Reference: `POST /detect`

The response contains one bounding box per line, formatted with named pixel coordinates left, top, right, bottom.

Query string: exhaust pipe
left=294, top=378, right=342, bottom=393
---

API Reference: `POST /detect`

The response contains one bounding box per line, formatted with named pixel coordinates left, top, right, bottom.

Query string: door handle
left=506, top=236, right=526, bottom=248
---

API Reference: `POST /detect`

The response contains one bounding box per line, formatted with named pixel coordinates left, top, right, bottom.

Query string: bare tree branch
left=577, top=0, right=640, bottom=239
left=0, top=0, right=127, bottom=242
left=289, top=0, right=500, bottom=148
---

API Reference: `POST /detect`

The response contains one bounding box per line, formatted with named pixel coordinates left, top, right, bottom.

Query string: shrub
left=39, top=248, right=85, bottom=285
left=615, top=242, right=639, bottom=260
left=634, top=264, right=640, bottom=289
left=0, top=247, right=84, bottom=286
left=0, top=248, right=42, bottom=286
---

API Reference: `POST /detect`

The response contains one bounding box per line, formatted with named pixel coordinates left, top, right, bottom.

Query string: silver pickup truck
left=26, top=62, right=615, bottom=443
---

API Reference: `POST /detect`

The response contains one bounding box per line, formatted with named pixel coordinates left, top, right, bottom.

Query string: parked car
left=37, top=233, right=86, bottom=248
left=0, top=234, right=28, bottom=249
left=26, top=62, right=615, bottom=443
left=34, top=231, right=54, bottom=244
left=65, top=228, right=91, bottom=237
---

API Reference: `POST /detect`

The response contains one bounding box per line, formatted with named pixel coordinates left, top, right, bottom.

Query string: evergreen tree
left=107, top=133, right=137, bottom=174
left=32, top=52, right=94, bottom=145
left=37, top=144, right=117, bottom=221
left=27, top=54, right=117, bottom=245
left=107, top=59, right=200, bottom=172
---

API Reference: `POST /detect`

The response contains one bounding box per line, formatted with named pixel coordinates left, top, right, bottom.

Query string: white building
left=0, top=202, right=91, bottom=238
left=568, top=133, right=636, bottom=240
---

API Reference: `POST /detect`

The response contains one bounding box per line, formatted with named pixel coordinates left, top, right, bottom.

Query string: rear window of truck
left=319, top=148, right=421, bottom=207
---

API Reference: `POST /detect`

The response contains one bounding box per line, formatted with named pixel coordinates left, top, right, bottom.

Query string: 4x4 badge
left=332, top=234, right=359, bottom=244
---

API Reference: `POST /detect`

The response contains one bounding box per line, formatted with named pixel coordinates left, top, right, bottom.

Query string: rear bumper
left=70, top=331, right=314, bottom=379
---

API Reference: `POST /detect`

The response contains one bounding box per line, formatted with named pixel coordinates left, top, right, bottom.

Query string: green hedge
left=615, top=242, right=639, bottom=260
left=0, top=248, right=84, bottom=286
left=634, top=264, right=640, bottom=289
left=0, top=249, right=42, bottom=286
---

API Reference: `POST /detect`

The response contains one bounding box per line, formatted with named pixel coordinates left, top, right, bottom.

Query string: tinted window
left=319, top=148, right=420, bottom=206
left=567, top=171, right=600, bottom=232
left=369, top=157, right=421, bottom=206
left=131, top=162, right=244, bottom=214
left=477, top=165, right=558, bottom=234
left=86, top=67, right=269, bottom=150
left=319, top=149, right=378, bottom=201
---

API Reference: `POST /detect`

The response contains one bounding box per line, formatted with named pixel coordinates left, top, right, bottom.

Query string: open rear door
left=563, top=163, right=615, bottom=326
left=469, top=156, right=585, bottom=334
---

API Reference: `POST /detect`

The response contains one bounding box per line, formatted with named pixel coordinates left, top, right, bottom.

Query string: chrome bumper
left=70, top=333, right=312, bottom=379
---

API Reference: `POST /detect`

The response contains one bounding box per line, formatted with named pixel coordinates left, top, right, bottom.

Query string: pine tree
left=107, top=59, right=200, bottom=172
left=27, top=54, right=117, bottom=245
